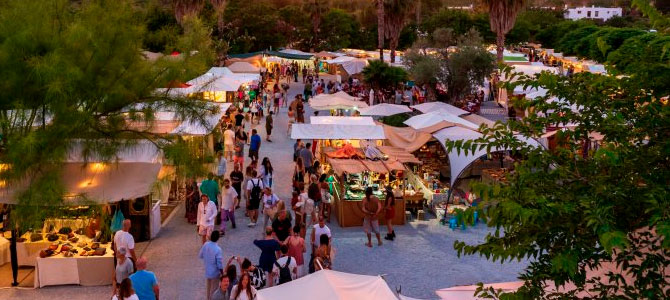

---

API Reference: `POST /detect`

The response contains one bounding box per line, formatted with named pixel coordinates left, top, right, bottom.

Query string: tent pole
left=10, top=226, right=18, bottom=286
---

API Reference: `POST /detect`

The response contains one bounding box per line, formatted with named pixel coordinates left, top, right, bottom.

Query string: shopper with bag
left=245, top=170, right=264, bottom=227
left=261, top=187, right=280, bottom=228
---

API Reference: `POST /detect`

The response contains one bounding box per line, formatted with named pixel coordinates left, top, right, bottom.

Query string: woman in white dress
left=231, top=273, right=257, bottom=300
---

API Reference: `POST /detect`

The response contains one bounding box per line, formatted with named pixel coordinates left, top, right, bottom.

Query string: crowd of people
left=111, top=219, right=160, bottom=300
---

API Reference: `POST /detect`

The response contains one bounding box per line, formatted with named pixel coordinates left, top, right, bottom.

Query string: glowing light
left=90, top=163, right=106, bottom=172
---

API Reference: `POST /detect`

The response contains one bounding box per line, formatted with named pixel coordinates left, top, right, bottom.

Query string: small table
left=34, top=245, right=114, bottom=288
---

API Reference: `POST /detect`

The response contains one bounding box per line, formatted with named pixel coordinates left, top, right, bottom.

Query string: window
left=587, top=11, right=591, bottom=17
left=577, top=10, right=581, bottom=14
left=595, top=11, right=599, bottom=17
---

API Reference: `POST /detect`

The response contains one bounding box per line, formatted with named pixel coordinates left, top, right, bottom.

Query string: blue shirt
left=253, top=239, right=280, bottom=273
left=129, top=270, right=158, bottom=300
left=250, top=134, right=261, bottom=151
left=199, top=241, right=224, bottom=279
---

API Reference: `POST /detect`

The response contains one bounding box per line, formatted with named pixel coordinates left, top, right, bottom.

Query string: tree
left=210, top=0, right=227, bottom=36
left=447, top=68, right=670, bottom=299
left=377, top=0, right=385, bottom=58
left=320, top=9, right=361, bottom=50
left=307, top=0, right=329, bottom=51
left=0, top=0, right=215, bottom=231
left=404, top=49, right=441, bottom=101
left=173, top=0, right=205, bottom=24
left=607, top=33, right=670, bottom=95
left=362, top=60, right=408, bottom=93
left=384, top=0, right=414, bottom=63
left=484, top=0, right=527, bottom=62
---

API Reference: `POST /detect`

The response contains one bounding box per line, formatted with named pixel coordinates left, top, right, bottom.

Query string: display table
left=34, top=244, right=114, bottom=288
left=332, top=184, right=406, bottom=227
left=16, top=238, right=50, bottom=267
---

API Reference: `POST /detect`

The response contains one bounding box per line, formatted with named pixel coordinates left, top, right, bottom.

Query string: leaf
left=600, top=231, right=629, bottom=254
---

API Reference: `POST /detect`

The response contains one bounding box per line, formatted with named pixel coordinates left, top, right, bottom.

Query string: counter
left=332, top=183, right=406, bottom=227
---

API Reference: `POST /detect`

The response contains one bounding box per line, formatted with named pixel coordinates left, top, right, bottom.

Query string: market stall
left=308, top=91, right=369, bottom=112
left=358, top=103, right=412, bottom=116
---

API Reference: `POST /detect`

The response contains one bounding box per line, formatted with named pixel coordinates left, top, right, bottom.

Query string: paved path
left=0, top=76, right=526, bottom=300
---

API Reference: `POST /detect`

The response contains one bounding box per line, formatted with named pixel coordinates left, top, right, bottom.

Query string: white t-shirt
left=197, top=200, right=218, bottom=227
left=113, top=230, right=135, bottom=251
left=224, top=129, right=235, bottom=145
left=297, top=193, right=314, bottom=215
left=112, top=294, right=139, bottom=300
left=246, top=178, right=264, bottom=192
left=272, top=256, right=297, bottom=282
left=221, top=187, right=238, bottom=211
left=231, top=285, right=257, bottom=300
left=312, top=224, right=331, bottom=247
left=262, top=194, right=279, bottom=209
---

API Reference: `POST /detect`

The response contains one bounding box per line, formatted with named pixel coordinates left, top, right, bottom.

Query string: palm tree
left=210, top=0, right=227, bottom=36
left=384, top=0, right=413, bottom=63
left=484, top=0, right=527, bottom=62
left=307, top=0, right=328, bottom=51
left=173, top=0, right=205, bottom=24
left=377, top=0, right=385, bottom=59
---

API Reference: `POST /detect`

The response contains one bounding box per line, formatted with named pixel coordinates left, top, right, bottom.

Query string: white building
left=564, top=5, right=622, bottom=21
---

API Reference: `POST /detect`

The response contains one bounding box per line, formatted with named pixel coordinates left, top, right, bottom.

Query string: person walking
left=298, top=143, right=314, bottom=176
left=362, top=187, right=383, bottom=247
left=303, top=80, right=312, bottom=102
left=129, top=257, right=159, bottom=300
left=224, top=124, right=235, bottom=162
left=259, top=157, right=273, bottom=188
left=270, top=244, right=298, bottom=286
left=285, top=225, right=306, bottom=277
left=199, top=231, right=224, bottom=300
left=197, top=194, right=218, bottom=244
left=211, top=275, right=231, bottom=300
left=248, top=129, right=261, bottom=163
left=220, top=179, right=239, bottom=235
left=261, top=187, right=280, bottom=228
left=383, top=187, right=396, bottom=241
left=112, top=278, right=139, bottom=300
left=253, top=227, right=281, bottom=275
left=229, top=163, right=244, bottom=207
left=185, top=178, right=200, bottom=224
left=296, top=99, right=305, bottom=123
left=216, top=151, right=226, bottom=179
left=114, top=219, right=137, bottom=264
left=233, top=134, right=245, bottom=167
left=265, top=111, right=273, bottom=142
left=200, top=173, right=220, bottom=207
left=230, top=273, right=257, bottom=300
left=307, top=175, right=322, bottom=216
left=112, top=247, right=134, bottom=296
left=271, top=208, right=292, bottom=242
left=292, top=157, right=306, bottom=193
left=245, top=170, right=264, bottom=227
left=313, top=234, right=332, bottom=271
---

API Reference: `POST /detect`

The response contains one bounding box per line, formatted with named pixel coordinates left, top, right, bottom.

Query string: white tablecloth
left=34, top=246, right=114, bottom=288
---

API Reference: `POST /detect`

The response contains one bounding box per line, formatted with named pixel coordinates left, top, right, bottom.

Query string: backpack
left=275, top=257, right=293, bottom=285
left=250, top=266, right=266, bottom=289
left=250, top=180, right=262, bottom=202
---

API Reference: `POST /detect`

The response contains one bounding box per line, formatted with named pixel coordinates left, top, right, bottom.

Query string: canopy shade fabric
left=382, top=159, right=406, bottom=171
left=278, top=48, right=314, bottom=57
left=358, top=103, right=412, bottom=116
left=170, top=105, right=228, bottom=136
left=339, top=58, right=368, bottom=75
left=360, top=160, right=389, bottom=174
left=381, top=124, right=433, bottom=152
left=436, top=281, right=524, bottom=300
left=0, top=162, right=161, bottom=204
left=227, top=62, right=260, bottom=73
left=256, top=270, right=397, bottom=300
left=404, top=110, right=479, bottom=130
left=377, top=145, right=421, bottom=164
left=309, top=91, right=368, bottom=111
left=326, top=144, right=365, bottom=159
left=460, top=114, right=496, bottom=128
left=315, top=51, right=337, bottom=59
left=267, top=50, right=313, bottom=60
left=206, top=67, right=234, bottom=76
left=291, top=124, right=385, bottom=140
left=327, top=158, right=368, bottom=175
left=310, top=116, right=375, bottom=126
left=66, top=141, right=162, bottom=164
left=324, top=56, right=356, bottom=64
left=411, top=102, right=469, bottom=116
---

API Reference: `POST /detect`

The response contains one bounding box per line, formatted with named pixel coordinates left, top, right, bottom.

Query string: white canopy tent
left=291, top=124, right=385, bottom=140
left=170, top=103, right=230, bottom=136
left=279, top=48, right=314, bottom=56
left=309, top=91, right=368, bottom=111
left=436, top=282, right=524, bottom=300
left=340, top=58, right=369, bottom=75
left=433, top=127, right=542, bottom=186
left=256, top=270, right=398, bottom=300
left=310, top=116, right=376, bottom=126
left=227, top=61, right=260, bottom=73
left=404, top=110, right=479, bottom=131
left=358, top=103, right=412, bottom=116
left=411, top=102, right=469, bottom=116
left=324, top=56, right=356, bottom=64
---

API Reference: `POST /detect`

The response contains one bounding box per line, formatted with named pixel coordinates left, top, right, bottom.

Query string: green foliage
left=535, top=19, right=595, bottom=49
left=379, top=113, right=411, bottom=127
left=0, top=0, right=215, bottom=231
left=556, top=25, right=599, bottom=55
left=361, top=60, right=408, bottom=90
left=446, top=67, right=670, bottom=298
left=607, top=33, right=670, bottom=94
left=143, top=0, right=181, bottom=53
left=320, top=9, right=360, bottom=50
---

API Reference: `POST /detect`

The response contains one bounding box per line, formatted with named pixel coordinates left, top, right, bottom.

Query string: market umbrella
left=411, top=102, right=469, bottom=116
left=404, top=110, right=478, bottom=130
left=358, top=103, right=412, bottom=116
left=309, top=91, right=368, bottom=111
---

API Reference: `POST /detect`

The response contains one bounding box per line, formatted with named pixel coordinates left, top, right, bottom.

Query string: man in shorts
left=233, top=139, right=245, bottom=167
left=361, top=187, right=383, bottom=247
left=197, top=194, right=218, bottom=244
left=223, top=124, right=235, bottom=162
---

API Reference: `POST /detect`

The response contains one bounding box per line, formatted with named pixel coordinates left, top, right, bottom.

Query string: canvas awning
left=324, top=56, right=356, bottom=64
left=340, top=58, right=369, bottom=75
left=310, top=116, right=375, bottom=126
left=381, top=124, right=433, bottom=152
left=360, top=160, right=389, bottom=174
left=256, top=270, right=397, bottom=300
left=404, top=110, right=479, bottom=130
left=382, top=159, right=406, bottom=171
left=377, top=145, right=421, bottom=164
left=227, top=62, right=260, bottom=73
left=0, top=162, right=162, bottom=204
left=325, top=144, right=365, bottom=159
left=309, top=91, right=368, bottom=111
left=327, top=158, right=368, bottom=175
left=291, top=124, right=385, bottom=140
left=411, top=102, right=469, bottom=116
left=358, top=103, right=412, bottom=116
left=170, top=103, right=231, bottom=136
left=315, top=51, right=337, bottom=59
left=436, top=281, right=524, bottom=300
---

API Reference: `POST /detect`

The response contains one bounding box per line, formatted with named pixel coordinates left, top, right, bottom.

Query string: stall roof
left=278, top=49, right=314, bottom=57
left=267, top=50, right=313, bottom=60
left=67, top=141, right=162, bottom=164
left=310, top=116, right=375, bottom=126
left=404, top=110, right=479, bottom=130
left=227, top=62, right=260, bottom=73
left=411, top=102, right=469, bottom=116
left=291, top=124, right=385, bottom=140
left=358, top=103, right=412, bottom=116
left=340, top=58, right=369, bottom=75
left=377, top=145, right=421, bottom=164
left=0, top=162, right=162, bottom=204
left=327, top=158, right=368, bottom=175
left=381, top=124, right=433, bottom=152
left=170, top=103, right=230, bottom=136
left=360, top=160, right=389, bottom=174
left=309, top=91, right=368, bottom=111
left=228, top=51, right=264, bottom=59
left=324, top=56, right=356, bottom=64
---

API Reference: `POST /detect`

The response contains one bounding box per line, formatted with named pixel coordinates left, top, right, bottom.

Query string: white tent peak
left=404, top=110, right=479, bottom=130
